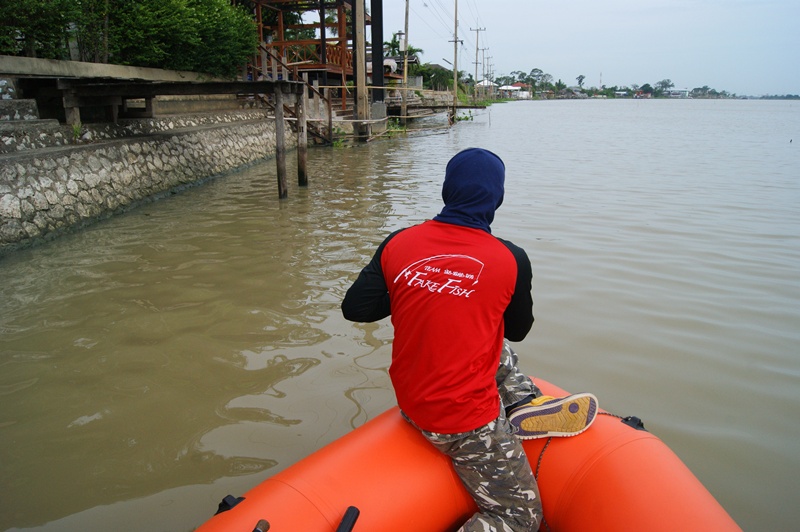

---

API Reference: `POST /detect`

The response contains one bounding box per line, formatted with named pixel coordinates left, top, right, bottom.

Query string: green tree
left=1, top=0, right=258, bottom=78
left=576, top=74, right=585, bottom=88
left=0, top=0, right=78, bottom=58
left=106, top=0, right=257, bottom=78
left=188, top=0, right=258, bottom=78
left=655, top=78, right=674, bottom=96
left=416, top=63, right=452, bottom=91
left=540, top=73, right=554, bottom=91
left=509, top=70, right=527, bottom=84
left=528, top=68, right=544, bottom=87
left=383, top=33, right=423, bottom=62
left=108, top=0, right=201, bottom=71
left=73, top=0, right=112, bottom=63
left=494, top=74, right=515, bottom=86
left=384, top=34, right=402, bottom=56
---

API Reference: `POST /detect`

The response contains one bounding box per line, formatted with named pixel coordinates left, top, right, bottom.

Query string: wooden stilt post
left=326, top=87, right=333, bottom=144
left=354, top=0, right=369, bottom=141
left=275, top=84, right=288, bottom=199
left=297, top=77, right=308, bottom=187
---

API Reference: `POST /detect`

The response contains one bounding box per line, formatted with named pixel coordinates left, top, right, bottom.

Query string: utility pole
left=479, top=47, right=488, bottom=97
left=450, top=0, right=461, bottom=122
left=486, top=56, right=493, bottom=98
left=471, top=27, right=485, bottom=98
left=401, top=0, right=410, bottom=126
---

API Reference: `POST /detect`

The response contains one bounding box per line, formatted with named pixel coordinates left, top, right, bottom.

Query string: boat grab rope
left=532, top=412, right=648, bottom=531
left=534, top=437, right=554, bottom=532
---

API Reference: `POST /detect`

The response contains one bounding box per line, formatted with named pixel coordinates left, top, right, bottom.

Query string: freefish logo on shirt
left=393, top=255, right=483, bottom=298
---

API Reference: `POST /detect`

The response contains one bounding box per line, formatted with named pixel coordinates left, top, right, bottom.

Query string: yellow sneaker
left=508, top=393, right=598, bottom=439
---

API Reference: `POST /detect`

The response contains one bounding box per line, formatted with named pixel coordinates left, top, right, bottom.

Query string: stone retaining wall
left=0, top=114, right=293, bottom=255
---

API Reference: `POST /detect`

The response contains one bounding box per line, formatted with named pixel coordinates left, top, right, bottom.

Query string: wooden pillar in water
left=297, top=77, right=308, bottom=187
left=326, top=87, right=333, bottom=144
left=353, top=0, right=369, bottom=140
left=274, top=84, right=288, bottom=199
left=370, top=0, right=384, bottom=103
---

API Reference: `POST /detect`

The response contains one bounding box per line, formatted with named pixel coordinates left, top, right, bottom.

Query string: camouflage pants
left=409, top=341, right=543, bottom=532
left=496, top=340, right=541, bottom=411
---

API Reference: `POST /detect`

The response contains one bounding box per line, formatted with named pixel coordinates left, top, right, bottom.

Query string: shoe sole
left=509, top=393, right=598, bottom=440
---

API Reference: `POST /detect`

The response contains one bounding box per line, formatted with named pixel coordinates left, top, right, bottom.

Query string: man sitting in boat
left=342, top=147, right=598, bottom=532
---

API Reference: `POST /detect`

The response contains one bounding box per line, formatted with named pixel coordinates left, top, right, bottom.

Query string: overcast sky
left=376, top=0, right=799, bottom=96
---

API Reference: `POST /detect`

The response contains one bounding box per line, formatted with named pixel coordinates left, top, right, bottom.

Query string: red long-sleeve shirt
left=342, top=220, right=533, bottom=433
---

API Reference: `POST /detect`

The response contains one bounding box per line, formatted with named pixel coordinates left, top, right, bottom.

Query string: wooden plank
left=275, top=86, right=288, bottom=199
left=297, top=78, right=308, bottom=187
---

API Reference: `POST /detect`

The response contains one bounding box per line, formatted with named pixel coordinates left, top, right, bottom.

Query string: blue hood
left=433, top=148, right=505, bottom=233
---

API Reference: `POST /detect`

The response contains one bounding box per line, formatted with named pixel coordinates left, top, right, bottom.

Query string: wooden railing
left=254, top=43, right=333, bottom=145
left=261, top=40, right=353, bottom=72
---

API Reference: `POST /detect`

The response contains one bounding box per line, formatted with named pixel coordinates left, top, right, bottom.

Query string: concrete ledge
left=0, top=55, right=219, bottom=82
left=0, top=119, right=66, bottom=154
left=0, top=119, right=61, bottom=133
left=0, top=99, right=39, bottom=121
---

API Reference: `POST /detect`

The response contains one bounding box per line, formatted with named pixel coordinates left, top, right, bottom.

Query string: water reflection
left=0, top=145, right=415, bottom=530
left=1, top=100, right=799, bottom=531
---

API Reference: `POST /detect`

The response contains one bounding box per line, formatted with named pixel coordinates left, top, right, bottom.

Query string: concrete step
left=0, top=119, right=70, bottom=154
left=0, top=99, right=41, bottom=121
left=0, top=78, right=17, bottom=100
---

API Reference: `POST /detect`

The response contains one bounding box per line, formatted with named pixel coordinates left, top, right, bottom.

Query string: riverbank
left=0, top=109, right=294, bottom=256
left=0, top=56, right=312, bottom=256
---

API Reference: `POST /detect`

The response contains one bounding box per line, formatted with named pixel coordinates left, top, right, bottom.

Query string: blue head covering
left=432, top=148, right=505, bottom=233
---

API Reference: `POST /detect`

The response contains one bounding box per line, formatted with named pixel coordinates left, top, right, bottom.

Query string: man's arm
left=341, top=231, right=403, bottom=322
left=499, top=239, right=534, bottom=341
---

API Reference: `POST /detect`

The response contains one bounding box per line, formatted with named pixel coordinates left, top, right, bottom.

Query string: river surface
left=1, top=99, right=798, bottom=531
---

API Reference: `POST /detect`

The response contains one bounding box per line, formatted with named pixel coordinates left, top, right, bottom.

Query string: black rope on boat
left=532, top=412, right=648, bottom=531
left=534, top=437, right=553, bottom=532
left=534, top=438, right=552, bottom=480
left=598, top=411, right=649, bottom=431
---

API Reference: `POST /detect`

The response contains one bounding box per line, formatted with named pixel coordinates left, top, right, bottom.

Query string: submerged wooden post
left=274, top=84, right=288, bottom=199
left=326, top=87, right=333, bottom=144
left=297, top=78, right=308, bottom=187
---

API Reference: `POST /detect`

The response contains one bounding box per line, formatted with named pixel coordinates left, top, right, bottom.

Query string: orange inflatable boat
left=196, top=379, right=740, bottom=531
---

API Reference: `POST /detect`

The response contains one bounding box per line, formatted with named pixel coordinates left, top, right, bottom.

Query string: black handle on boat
left=335, top=506, right=360, bottom=532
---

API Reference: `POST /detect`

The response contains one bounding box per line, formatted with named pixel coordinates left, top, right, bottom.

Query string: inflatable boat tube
left=196, top=379, right=740, bottom=531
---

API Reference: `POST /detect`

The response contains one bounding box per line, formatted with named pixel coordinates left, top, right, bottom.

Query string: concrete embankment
left=0, top=108, right=293, bottom=256
left=0, top=56, right=307, bottom=256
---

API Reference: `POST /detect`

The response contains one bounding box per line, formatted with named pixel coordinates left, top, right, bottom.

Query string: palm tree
left=383, top=33, right=422, bottom=58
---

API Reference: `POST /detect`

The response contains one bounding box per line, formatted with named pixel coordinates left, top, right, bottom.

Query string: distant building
left=512, top=82, right=532, bottom=99
left=498, top=85, right=532, bottom=99
left=476, top=79, right=497, bottom=97
left=666, top=88, right=690, bottom=98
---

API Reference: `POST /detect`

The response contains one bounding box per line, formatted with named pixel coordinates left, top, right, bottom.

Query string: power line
left=409, top=2, right=449, bottom=40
